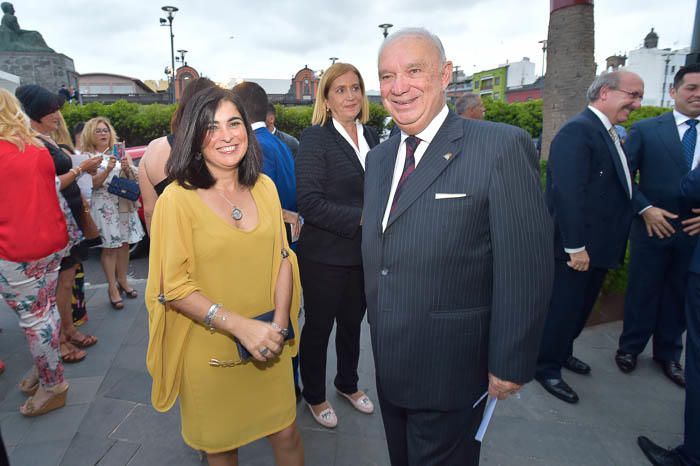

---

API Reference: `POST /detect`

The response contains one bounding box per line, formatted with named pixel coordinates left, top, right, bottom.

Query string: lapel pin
left=443, top=152, right=453, bottom=161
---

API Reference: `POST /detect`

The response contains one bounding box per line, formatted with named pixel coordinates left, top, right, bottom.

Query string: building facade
left=506, top=57, right=536, bottom=89
left=473, top=66, right=508, bottom=101
left=78, top=73, right=168, bottom=104
left=506, top=76, right=544, bottom=103
left=624, top=29, right=688, bottom=108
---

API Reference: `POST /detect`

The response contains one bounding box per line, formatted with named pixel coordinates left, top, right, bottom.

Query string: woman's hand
left=231, top=317, right=284, bottom=362
left=79, top=156, right=102, bottom=175
left=106, top=156, right=117, bottom=172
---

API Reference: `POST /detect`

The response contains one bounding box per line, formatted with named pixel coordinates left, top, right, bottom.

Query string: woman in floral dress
left=82, top=117, right=144, bottom=309
left=0, top=88, right=69, bottom=416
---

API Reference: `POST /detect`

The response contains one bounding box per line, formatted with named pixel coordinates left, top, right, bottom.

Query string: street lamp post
left=329, top=57, right=338, bottom=65
left=160, top=6, right=178, bottom=104
left=538, top=39, right=548, bottom=77
left=378, top=23, right=393, bottom=39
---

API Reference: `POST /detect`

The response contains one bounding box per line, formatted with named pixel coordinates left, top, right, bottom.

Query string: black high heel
left=117, top=284, right=138, bottom=299
left=108, top=289, right=124, bottom=310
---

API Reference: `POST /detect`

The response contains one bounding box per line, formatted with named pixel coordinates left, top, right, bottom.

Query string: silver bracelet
left=204, top=303, right=222, bottom=332
left=271, top=321, right=289, bottom=338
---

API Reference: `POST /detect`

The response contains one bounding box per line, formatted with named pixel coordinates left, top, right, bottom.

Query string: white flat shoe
left=337, top=390, right=374, bottom=414
left=307, top=402, right=338, bottom=428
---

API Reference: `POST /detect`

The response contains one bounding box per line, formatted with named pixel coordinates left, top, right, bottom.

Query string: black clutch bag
left=234, top=310, right=295, bottom=362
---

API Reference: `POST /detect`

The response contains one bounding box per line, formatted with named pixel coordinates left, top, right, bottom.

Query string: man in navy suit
left=535, top=71, right=641, bottom=403
left=616, top=64, right=700, bottom=388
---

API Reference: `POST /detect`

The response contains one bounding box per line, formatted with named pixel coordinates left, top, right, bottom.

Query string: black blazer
left=362, top=112, right=553, bottom=410
left=296, top=120, right=379, bottom=266
left=546, top=108, right=634, bottom=269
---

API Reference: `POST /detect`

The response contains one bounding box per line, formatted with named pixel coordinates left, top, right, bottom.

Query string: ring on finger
left=260, top=347, right=270, bottom=357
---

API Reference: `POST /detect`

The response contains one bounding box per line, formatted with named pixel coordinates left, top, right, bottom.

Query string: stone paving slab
left=0, top=281, right=687, bottom=465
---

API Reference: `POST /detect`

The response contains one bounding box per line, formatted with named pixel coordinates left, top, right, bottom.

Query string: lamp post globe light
left=378, top=23, right=393, bottom=39
left=160, top=6, right=178, bottom=103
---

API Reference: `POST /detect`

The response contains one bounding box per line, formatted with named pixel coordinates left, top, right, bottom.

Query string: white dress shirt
left=673, top=109, right=700, bottom=169
left=382, top=105, right=449, bottom=231
left=332, top=118, right=370, bottom=169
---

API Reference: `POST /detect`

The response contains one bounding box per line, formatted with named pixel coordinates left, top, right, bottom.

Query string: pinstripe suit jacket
left=362, top=111, right=553, bottom=410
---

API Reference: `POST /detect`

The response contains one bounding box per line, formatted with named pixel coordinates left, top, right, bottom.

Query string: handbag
left=108, top=176, right=140, bottom=201
left=79, top=197, right=100, bottom=240
left=234, top=310, right=295, bottom=362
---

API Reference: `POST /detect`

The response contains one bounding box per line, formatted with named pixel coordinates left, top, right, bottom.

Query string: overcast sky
left=14, top=0, right=697, bottom=91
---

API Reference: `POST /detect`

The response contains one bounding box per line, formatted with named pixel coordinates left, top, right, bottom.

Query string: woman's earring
left=194, top=152, right=202, bottom=161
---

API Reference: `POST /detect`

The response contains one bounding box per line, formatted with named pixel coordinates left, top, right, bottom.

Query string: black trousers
left=536, top=260, right=607, bottom=380
left=378, top=384, right=485, bottom=466
left=619, top=223, right=693, bottom=362
left=298, top=257, right=366, bottom=405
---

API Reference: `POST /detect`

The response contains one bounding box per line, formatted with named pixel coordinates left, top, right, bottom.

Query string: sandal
left=108, top=290, right=124, bottom=310
left=117, top=284, right=138, bottom=299
left=73, top=315, right=88, bottom=327
left=60, top=342, right=86, bottom=364
left=20, top=384, right=69, bottom=417
left=19, top=373, right=39, bottom=396
left=67, top=331, right=98, bottom=348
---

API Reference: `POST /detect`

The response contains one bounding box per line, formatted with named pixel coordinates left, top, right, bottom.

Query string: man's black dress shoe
left=637, top=436, right=683, bottom=466
left=615, top=351, right=637, bottom=373
left=657, top=360, right=686, bottom=387
left=563, top=356, right=591, bottom=375
left=536, top=377, right=579, bottom=403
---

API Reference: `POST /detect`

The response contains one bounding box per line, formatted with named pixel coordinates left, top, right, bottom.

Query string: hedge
left=62, top=101, right=174, bottom=147
left=61, top=100, right=390, bottom=147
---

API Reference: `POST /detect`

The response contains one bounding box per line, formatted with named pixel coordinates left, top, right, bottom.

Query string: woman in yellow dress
left=145, top=87, right=304, bottom=466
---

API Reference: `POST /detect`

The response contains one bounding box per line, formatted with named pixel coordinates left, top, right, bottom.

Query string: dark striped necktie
left=390, top=136, right=421, bottom=214
left=683, top=119, right=698, bottom=170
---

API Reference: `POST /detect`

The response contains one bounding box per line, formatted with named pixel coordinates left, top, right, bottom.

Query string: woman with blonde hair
left=82, top=117, right=144, bottom=309
left=0, top=88, right=70, bottom=416
left=295, top=63, right=378, bottom=427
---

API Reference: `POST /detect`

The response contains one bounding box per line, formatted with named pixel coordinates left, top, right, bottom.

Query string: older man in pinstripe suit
left=361, top=28, right=553, bottom=466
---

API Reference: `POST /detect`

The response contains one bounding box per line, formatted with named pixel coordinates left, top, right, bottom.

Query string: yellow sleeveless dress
left=145, top=175, right=301, bottom=453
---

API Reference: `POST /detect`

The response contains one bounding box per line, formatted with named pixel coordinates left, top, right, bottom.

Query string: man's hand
left=682, top=208, right=700, bottom=236
left=567, top=250, right=590, bottom=272
left=641, top=206, right=678, bottom=238
left=488, top=373, right=521, bottom=401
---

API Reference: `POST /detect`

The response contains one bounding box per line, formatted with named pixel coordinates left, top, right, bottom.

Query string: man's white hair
left=378, top=27, right=447, bottom=66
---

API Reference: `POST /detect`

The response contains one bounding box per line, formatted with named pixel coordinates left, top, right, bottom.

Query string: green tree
left=621, top=106, right=671, bottom=129
left=484, top=98, right=543, bottom=137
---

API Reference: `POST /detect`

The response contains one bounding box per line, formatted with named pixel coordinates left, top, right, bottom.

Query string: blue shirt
left=254, top=126, right=297, bottom=213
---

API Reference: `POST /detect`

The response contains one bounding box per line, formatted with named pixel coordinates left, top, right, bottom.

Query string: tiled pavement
left=0, top=281, right=685, bottom=465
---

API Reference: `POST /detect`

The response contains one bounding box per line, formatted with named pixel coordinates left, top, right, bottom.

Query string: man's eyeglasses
left=94, top=128, right=110, bottom=134
left=614, top=88, right=644, bottom=101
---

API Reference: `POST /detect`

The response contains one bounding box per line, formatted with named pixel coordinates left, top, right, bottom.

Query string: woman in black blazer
left=296, top=63, right=379, bottom=428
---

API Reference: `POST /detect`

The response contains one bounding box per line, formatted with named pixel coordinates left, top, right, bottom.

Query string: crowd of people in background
left=1, top=25, right=699, bottom=466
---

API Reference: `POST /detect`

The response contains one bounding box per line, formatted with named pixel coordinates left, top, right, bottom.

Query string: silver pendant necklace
left=215, top=189, right=243, bottom=221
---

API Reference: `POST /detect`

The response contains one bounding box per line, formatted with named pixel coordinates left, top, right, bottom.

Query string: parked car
left=125, top=145, right=148, bottom=258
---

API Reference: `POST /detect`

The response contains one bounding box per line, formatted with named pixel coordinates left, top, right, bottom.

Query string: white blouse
left=332, top=118, right=370, bottom=169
